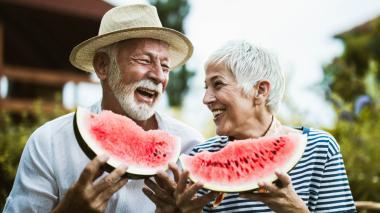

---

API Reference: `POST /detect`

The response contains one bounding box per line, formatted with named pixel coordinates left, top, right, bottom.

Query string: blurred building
left=0, top=0, right=113, bottom=113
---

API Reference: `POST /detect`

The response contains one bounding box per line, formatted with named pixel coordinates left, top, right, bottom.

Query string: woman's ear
left=93, top=52, right=110, bottom=81
left=254, top=80, right=271, bottom=105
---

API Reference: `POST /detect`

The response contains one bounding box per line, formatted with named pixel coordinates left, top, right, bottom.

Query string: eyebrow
left=204, top=75, right=225, bottom=85
left=140, top=51, right=169, bottom=62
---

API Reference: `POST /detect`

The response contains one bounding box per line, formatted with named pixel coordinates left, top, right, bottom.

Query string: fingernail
left=196, top=182, right=204, bottom=187
left=98, top=154, right=110, bottom=162
left=119, top=164, right=128, bottom=171
left=275, top=169, right=283, bottom=174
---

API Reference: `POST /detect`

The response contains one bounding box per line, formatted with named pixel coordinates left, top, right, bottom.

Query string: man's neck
left=135, top=115, right=158, bottom=131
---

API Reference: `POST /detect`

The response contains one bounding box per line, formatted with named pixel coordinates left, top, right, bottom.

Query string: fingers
left=176, top=170, right=189, bottom=194
left=176, top=182, right=203, bottom=206
left=98, top=175, right=128, bottom=201
left=258, top=182, right=277, bottom=192
left=144, top=178, right=175, bottom=204
left=192, top=191, right=218, bottom=208
left=275, top=171, right=291, bottom=187
left=78, top=155, right=109, bottom=185
left=94, top=165, right=127, bottom=192
left=154, top=171, right=176, bottom=194
left=142, top=187, right=161, bottom=204
left=169, top=163, right=180, bottom=183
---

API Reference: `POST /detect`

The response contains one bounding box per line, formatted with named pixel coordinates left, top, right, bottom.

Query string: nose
left=148, top=63, right=166, bottom=85
left=203, top=88, right=216, bottom=106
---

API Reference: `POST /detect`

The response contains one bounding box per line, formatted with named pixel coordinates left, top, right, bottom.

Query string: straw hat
left=69, top=4, right=193, bottom=72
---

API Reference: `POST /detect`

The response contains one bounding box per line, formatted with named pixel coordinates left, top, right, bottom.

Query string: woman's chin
left=215, top=126, right=227, bottom=136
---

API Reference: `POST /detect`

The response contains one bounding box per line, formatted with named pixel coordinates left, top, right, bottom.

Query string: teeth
left=138, top=87, right=156, bottom=96
left=212, top=110, right=224, bottom=117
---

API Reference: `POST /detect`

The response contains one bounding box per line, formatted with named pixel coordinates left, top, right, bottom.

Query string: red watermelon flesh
left=180, top=132, right=306, bottom=192
left=74, top=107, right=181, bottom=176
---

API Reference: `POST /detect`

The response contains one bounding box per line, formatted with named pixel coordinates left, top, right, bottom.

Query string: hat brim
left=69, top=27, right=193, bottom=72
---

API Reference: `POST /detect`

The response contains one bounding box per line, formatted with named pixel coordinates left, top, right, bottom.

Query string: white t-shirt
left=4, top=102, right=203, bottom=213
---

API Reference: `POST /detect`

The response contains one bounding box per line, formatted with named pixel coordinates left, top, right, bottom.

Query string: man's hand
left=239, top=171, right=310, bottom=213
left=143, top=163, right=215, bottom=213
left=143, top=163, right=179, bottom=213
left=52, top=155, right=129, bottom=213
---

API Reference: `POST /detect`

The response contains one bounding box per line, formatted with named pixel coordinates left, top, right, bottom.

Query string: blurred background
left=0, top=0, right=379, bottom=211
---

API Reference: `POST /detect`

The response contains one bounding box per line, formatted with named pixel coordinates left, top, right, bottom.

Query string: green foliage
left=149, top=0, right=195, bottom=107
left=0, top=100, right=66, bottom=209
left=321, top=17, right=380, bottom=205
left=328, top=104, right=380, bottom=202
left=166, top=66, right=195, bottom=106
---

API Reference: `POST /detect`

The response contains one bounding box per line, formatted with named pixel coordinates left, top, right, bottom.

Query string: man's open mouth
left=136, top=87, right=158, bottom=99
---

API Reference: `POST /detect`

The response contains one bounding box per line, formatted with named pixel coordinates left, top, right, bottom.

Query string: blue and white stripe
left=190, top=127, right=356, bottom=212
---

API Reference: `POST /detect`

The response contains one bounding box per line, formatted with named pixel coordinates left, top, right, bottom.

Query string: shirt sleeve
left=314, top=152, right=356, bottom=213
left=3, top=127, right=58, bottom=212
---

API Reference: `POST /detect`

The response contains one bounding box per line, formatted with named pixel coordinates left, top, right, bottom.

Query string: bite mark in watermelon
left=74, top=107, right=181, bottom=178
left=180, top=132, right=306, bottom=192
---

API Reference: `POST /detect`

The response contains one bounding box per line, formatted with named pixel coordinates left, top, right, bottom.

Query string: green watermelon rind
left=180, top=132, right=307, bottom=192
left=73, top=107, right=181, bottom=179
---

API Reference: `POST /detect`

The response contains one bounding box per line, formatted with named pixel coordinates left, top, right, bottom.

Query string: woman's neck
left=231, top=111, right=275, bottom=140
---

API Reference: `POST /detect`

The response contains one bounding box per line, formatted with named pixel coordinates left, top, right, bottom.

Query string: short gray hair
left=95, top=42, right=120, bottom=84
left=204, top=40, right=286, bottom=112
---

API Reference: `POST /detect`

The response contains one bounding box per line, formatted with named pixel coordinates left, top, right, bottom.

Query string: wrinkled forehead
left=119, top=38, right=169, bottom=52
left=205, top=62, right=235, bottom=80
left=117, top=38, right=170, bottom=61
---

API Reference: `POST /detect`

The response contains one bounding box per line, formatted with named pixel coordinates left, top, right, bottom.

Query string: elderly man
left=3, top=4, right=202, bottom=213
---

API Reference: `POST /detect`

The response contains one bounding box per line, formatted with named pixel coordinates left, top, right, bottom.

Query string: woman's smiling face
left=203, top=63, right=256, bottom=137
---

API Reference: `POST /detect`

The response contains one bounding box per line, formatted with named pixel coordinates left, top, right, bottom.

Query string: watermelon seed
left=244, top=158, right=248, bottom=163
left=259, top=163, right=264, bottom=168
left=272, top=151, right=277, bottom=155
left=255, top=153, right=259, bottom=158
left=234, top=161, right=239, bottom=167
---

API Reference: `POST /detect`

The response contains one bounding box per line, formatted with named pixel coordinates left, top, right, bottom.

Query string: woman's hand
left=239, top=171, right=310, bottom=213
left=143, top=163, right=216, bottom=213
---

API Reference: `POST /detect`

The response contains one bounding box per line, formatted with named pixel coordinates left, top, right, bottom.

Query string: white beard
left=107, top=58, right=163, bottom=121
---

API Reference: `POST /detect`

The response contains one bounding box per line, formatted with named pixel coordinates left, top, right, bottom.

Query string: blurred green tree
left=149, top=0, right=195, bottom=107
left=0, top=100, right=66, bottom=209
left=321, top=16, right=380, bottom=206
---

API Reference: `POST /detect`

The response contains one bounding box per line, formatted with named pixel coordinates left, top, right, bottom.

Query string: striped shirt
left=190, top=127, right=356, bottom=213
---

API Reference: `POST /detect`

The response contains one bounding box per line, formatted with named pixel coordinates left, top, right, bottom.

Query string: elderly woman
left=144, top=40, right=356, bottom=213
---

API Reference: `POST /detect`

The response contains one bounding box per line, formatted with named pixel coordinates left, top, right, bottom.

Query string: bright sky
left=59, top=0, right=380, bottom=134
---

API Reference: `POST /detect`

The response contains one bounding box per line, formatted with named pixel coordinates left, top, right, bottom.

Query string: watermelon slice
left=73, top=107, right=181, bottom=178
left=180, top=132, right=306, bottom=192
